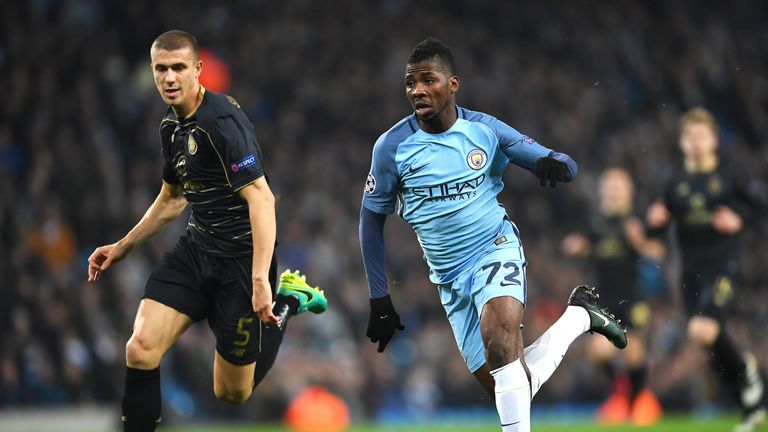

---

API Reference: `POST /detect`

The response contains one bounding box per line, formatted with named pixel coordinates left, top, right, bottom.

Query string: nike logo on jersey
left=408, top=163, right=429, bottom=174
left=379, top=315, right=389, bottom=319
left=501, top=421, right=521, bottom=427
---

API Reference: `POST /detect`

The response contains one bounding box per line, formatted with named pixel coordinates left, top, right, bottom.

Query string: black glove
left=366, top=295, right=405, bottom=353
left=535, top=156, right=568, bottom=187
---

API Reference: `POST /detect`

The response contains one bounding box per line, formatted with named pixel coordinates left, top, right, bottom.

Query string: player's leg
left=469, top=228, right=533, bottom=432
left=123, top=299, right=193, bottom=432
left=686, top=271, right=765, bottom=431
left=123, top=236, right=206, bottom=432
left=517, top=285, right=626, bottom=401
left=210, top=254, right=277, bottom=404
left=588, top=335, right=631, bottom=424
left=210, top=254, right=327, bottom=404
left=480, top=296, right=530, bottom=432
left=624, top=331, right=662, bottom=426
left=472, top=331, right=527, bottom=400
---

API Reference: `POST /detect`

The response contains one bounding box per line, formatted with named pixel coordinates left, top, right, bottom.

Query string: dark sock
left=122, top=367, right=161, bottom=432
left=628, top=364, right=647, bottom=400
left=711, top=331, right=748, bottom=406
left=711, top=331, right=746, bottom=382
left=275, top=294, right=300, bottom=324
left=252, top=298, right=294, bottom=388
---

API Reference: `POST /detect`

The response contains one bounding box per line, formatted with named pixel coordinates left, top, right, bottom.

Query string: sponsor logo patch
left=231, top=154, right=256, bottom=172
left=523, top=136, right=535, bottom=144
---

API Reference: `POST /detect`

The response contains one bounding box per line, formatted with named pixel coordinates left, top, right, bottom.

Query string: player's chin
left=414, top=108, right=435, bottom=121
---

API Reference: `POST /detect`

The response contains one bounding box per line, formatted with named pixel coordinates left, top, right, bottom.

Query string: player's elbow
left=262, top=187, right=275, bottom=207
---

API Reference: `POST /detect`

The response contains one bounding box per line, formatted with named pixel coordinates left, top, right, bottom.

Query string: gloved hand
left=535, top=156, right=568, bottom=187
left=366, top=295, right=405, bottom=352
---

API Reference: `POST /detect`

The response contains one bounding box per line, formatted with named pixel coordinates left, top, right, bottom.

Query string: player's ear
left=195, top=59, right=202, bottom=79
left=449, top=75, right=460, bottom=95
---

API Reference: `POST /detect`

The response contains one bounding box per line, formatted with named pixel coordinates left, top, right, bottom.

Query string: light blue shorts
left=438, top=220, right=527, bottom=373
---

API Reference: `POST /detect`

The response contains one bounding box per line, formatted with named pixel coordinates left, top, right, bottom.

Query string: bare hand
left=624, top=217, right=646, bottom=246
left=561, top=233, right=589, bottom=257
left=646, top=201, right=670, bottom=229
left=87, top=241, right=131, bottom=282
left=712, top=206, right=742, bottom=234
left=252, top=275, right=279, bottom=326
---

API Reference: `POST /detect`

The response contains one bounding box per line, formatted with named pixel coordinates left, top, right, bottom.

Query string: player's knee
left=687, top=317, right=720, bottom=347
left=484, top=328, right=520, bottom=369
left=125, top=334, right=161, bottom=369
left=214, top=383, right=252, bottom=405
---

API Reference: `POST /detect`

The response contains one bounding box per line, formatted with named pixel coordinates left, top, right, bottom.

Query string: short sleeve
left=161, top=146, right=180, bottom=184
left=213, top=115, right=265, bottom=191
left=160, top=124, right=180, bottom=185
left=362, top=135, right=400, bottom=214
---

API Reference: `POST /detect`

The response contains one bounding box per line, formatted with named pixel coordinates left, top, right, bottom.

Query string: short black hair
left=152, top=30, right=199, bottom=59
left=407, top=37, right=456, bottom=75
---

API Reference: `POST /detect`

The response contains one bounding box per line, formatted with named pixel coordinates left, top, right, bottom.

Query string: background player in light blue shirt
left=359, top=38, right=627, bottom=432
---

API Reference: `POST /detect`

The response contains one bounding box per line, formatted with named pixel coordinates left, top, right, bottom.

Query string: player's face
left=404, top=60, right=459, bottom=122
left=150, top=46, right=202, bottom=108
left=599, top=169, right=634, bottom=209
left=679, top=122, right=718, bottom=159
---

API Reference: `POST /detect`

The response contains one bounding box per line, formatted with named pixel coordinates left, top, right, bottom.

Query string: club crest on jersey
left=365, top=173, right=376, bottom=194
left=226, top=95, right=241, bottom=109
left=708, top=176, right=722, bottom=195
left=467, top=149, right=487, bottom=170
left=187, top=134, right=198, bottom=155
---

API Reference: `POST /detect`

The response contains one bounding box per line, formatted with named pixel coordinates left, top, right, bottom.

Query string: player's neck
left=173, top=84, right=205, bottom=120
left=418, top=105, right=458, bottom=134
left=685, top=153, right=718, bottom=173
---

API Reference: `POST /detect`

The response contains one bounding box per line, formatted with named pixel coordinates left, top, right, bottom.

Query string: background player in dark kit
left=562, top=167, right=664, bottom=425
left=647, top=107, right=766, bottom=432
left=86, top=30, right=326, bottom=432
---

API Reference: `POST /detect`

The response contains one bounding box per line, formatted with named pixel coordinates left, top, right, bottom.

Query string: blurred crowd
left=1, top=0, right=767, bottom=424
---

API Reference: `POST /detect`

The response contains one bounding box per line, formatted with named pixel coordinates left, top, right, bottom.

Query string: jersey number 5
left=482, top=261, right=521, bottom=287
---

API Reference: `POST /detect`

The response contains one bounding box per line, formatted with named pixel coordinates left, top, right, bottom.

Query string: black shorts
left=681, top=262, right=739, bottom=321
left=143, top=235, right=277, bottom=365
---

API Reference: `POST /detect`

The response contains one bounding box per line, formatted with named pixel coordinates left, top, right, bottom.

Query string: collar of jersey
left=411, top=105, right=465, bottom=137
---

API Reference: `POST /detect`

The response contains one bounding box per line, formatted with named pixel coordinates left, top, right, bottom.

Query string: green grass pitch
left=160, top=416, right=765, bottom=432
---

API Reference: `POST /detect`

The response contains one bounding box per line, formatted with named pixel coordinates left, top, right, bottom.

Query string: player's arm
left=213, top=112, right=278, bottom=325
left=88, top=181, right=187, bottom=282
left=712, top=166, right=765, bottom=234
left=561, top=232, right=591, bottom=258
left=469, top=110, right=577, bottom=186
left=239, top=177, right=279, bottom=325
left=359, top=206, right=404, bottom=353
left=624, top=217, right=666, bottom=260
left=360, top=134, right=404, bottom=352
left=646, top=200, right=671, bottom=230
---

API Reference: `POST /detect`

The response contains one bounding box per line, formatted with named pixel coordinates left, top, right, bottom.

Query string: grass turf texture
left=160, top=416, right=764, bottom=432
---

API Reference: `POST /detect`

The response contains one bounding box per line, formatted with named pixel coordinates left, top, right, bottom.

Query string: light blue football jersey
left=362, top=106, right=554, bottom=284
